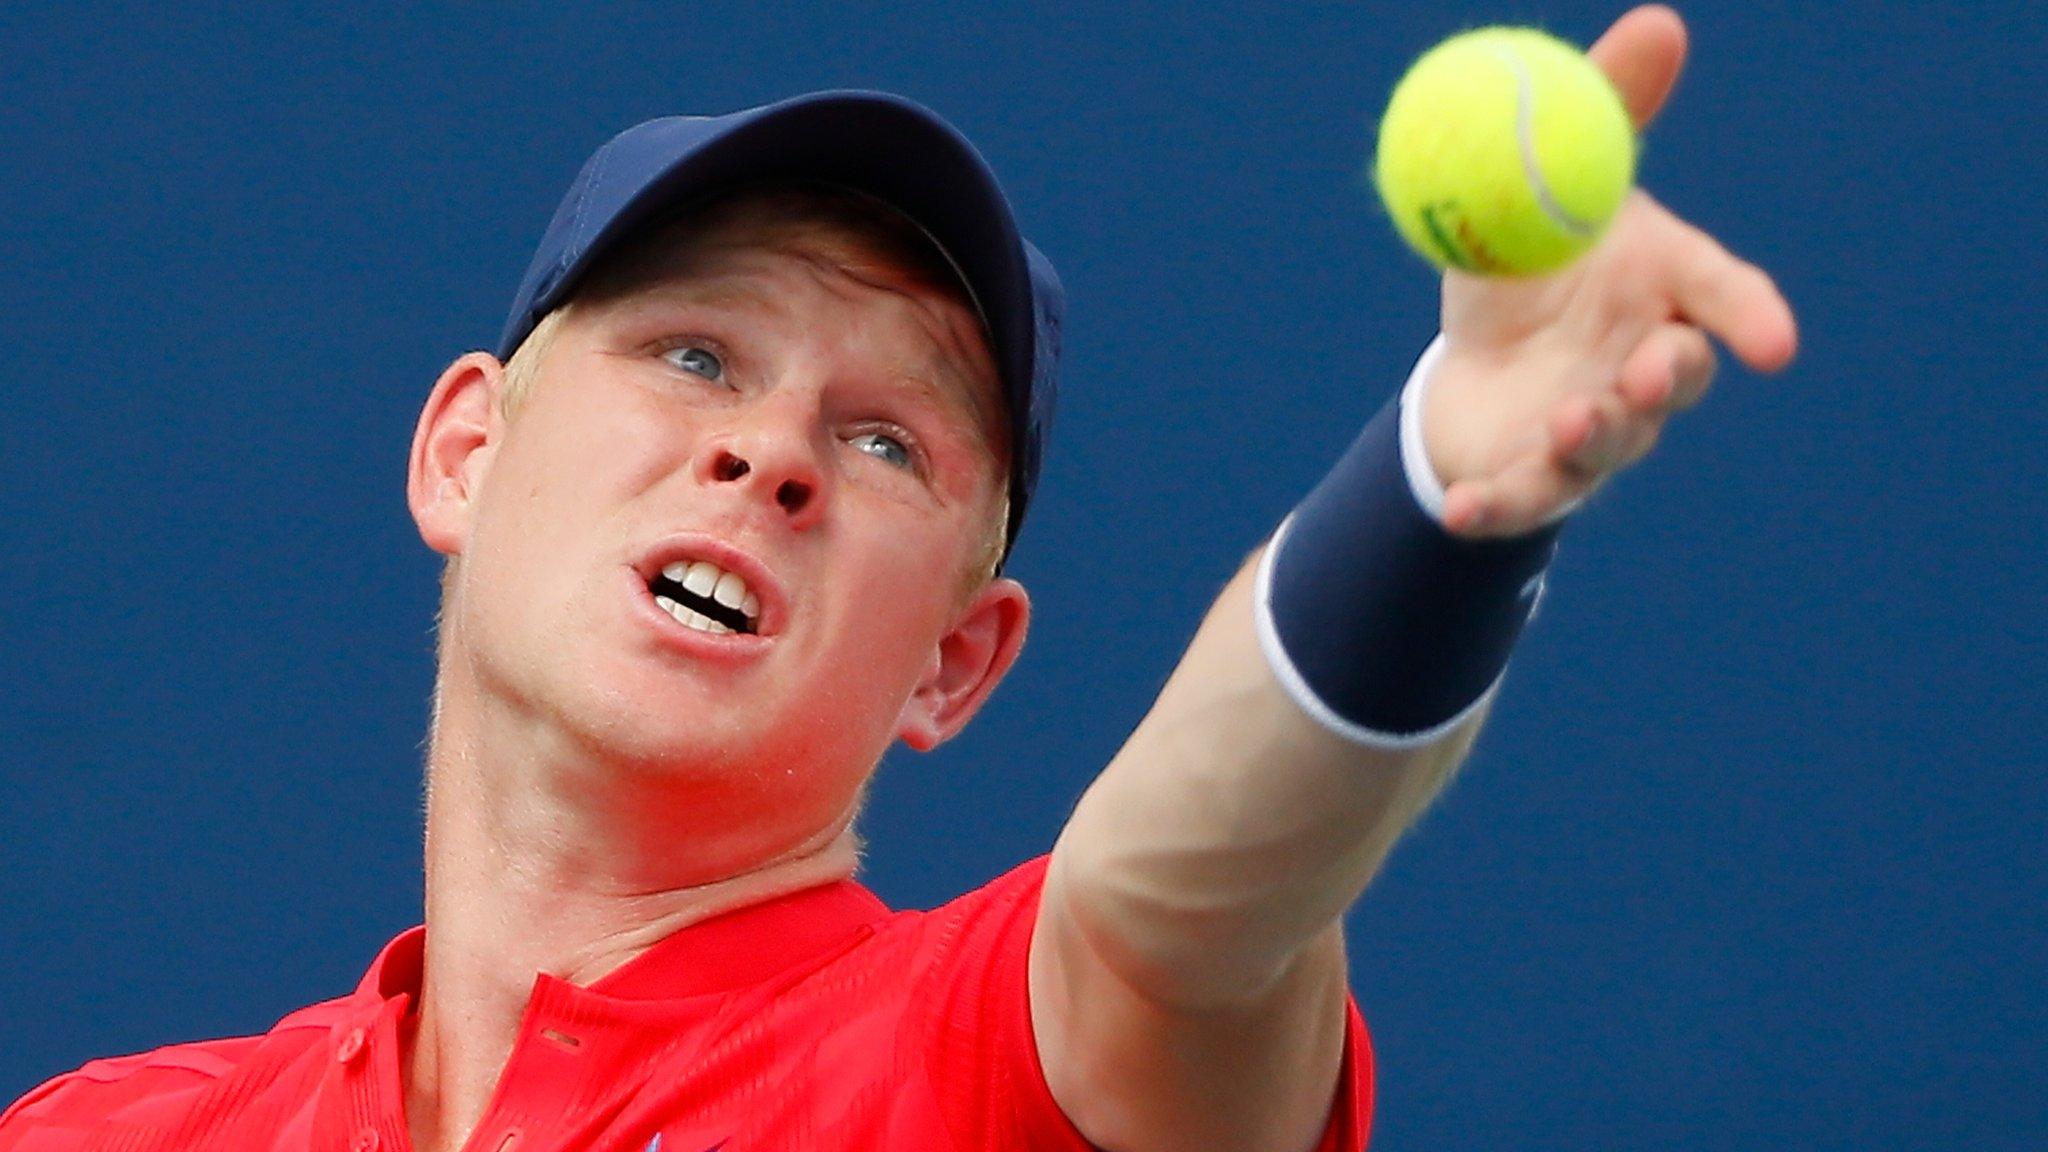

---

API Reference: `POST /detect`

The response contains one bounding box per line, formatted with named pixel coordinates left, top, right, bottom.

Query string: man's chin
left=555, top=693, right=864, bottom=788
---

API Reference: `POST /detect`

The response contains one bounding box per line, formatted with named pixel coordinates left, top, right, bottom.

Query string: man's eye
left=663, top=345, right=725, bottom=382
left=849, top=431, right=914, bottom=470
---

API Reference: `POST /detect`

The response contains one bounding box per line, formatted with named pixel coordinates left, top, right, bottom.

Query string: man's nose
left=698, top=403, right=825, bottom=525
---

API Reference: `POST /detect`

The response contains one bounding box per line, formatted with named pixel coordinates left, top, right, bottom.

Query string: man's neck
left=404, top=691, right=859, bottom=1152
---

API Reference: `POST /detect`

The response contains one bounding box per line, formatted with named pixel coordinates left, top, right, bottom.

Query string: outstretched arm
left=1029, top=8, right=1798, bottom=1151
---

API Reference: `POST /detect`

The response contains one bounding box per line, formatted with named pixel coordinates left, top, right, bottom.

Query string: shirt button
left=351, top=1130, right=380, bottom=1152
left=335, top=1028, right=367, bottom=1063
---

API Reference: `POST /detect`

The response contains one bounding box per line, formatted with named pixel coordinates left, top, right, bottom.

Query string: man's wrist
left=1254, top=339, right=1564, bottom=748
left=1397, top=334, right=1455, bottom=523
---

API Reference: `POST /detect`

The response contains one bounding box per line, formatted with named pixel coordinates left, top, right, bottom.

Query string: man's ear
left=896, top=577, right=1032, bottom=751
left=408, top=352, right=506, bottom=558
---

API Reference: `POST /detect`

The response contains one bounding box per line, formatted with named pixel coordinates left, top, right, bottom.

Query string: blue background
left=3, top=2, right=2042, bottom=1147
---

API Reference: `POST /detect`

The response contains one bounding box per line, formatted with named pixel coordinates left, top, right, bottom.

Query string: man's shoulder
left=863, top=856, right=1051, bottom=958
left=781, top=855, right=1050, bottom=1031
left=0, top=997, right=350, bottom=1145
left=918, top=855, right=1051, bottom=922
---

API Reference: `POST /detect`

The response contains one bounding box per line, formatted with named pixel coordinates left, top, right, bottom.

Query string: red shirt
left=1, top=858, right=1372, bottom=1151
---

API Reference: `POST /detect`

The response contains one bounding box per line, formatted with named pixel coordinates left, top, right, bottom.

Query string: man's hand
left=1422, top=4, right=1800, bottom=538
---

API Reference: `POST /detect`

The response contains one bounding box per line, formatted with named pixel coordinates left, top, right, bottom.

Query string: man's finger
left=1621, top=322, right=1717, bottom=412
left=1587, top=5, right=1688, bottom=130
left=1663, top=216, right=1800, bottom=374
left=1444, top=458, right=1593, bottom=539
left=1552, top=391, right=1632, bottom=478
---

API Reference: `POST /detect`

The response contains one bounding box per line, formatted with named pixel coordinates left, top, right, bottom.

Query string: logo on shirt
left=644, top=1137, right=724, bottom=1152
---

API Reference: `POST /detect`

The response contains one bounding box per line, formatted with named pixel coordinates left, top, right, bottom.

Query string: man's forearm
left=1048, top=547, right=1484, bottom=1010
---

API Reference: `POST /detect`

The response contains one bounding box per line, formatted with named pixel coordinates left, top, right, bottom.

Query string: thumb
left=1587, top=4, right=1689, bottom=130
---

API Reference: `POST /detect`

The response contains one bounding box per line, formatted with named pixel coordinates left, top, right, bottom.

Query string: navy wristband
left=1255, top=366, right=1560, bottom=746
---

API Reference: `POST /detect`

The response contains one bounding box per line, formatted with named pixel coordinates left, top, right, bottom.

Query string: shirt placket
left=317, top=998, right=410, bottom=1152
left=458, top=976, right=624, bottom=1152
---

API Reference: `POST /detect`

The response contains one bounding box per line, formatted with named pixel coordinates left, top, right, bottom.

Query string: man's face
left=419, top=205, right=1020, bottom=859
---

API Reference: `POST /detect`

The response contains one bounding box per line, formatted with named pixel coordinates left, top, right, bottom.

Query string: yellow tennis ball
left=1374, top=26, right=1637, bottom=276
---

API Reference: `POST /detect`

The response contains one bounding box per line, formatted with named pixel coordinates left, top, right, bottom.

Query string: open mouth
left=648, top=559, right=763, bottom=636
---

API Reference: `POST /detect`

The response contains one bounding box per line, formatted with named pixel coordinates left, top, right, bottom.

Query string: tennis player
left=1, top=7, right=1793, bottom=1151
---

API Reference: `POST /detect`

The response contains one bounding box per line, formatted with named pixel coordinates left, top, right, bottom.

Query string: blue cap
left=497, top=91, right=1063, bottom=559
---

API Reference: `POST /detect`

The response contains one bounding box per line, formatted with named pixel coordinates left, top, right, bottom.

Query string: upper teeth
left=656, top=560, right=761, bottom=634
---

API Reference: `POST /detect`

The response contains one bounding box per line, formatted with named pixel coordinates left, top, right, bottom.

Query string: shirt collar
left=354, top=877, right=891, bottom=1007
left=595, top=877, right=890, bottom=1000
left=356, top=925, right=425, bottom=1004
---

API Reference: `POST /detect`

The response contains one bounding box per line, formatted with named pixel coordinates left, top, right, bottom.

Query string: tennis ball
left=1374, top=26, right=1636, bottom=276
